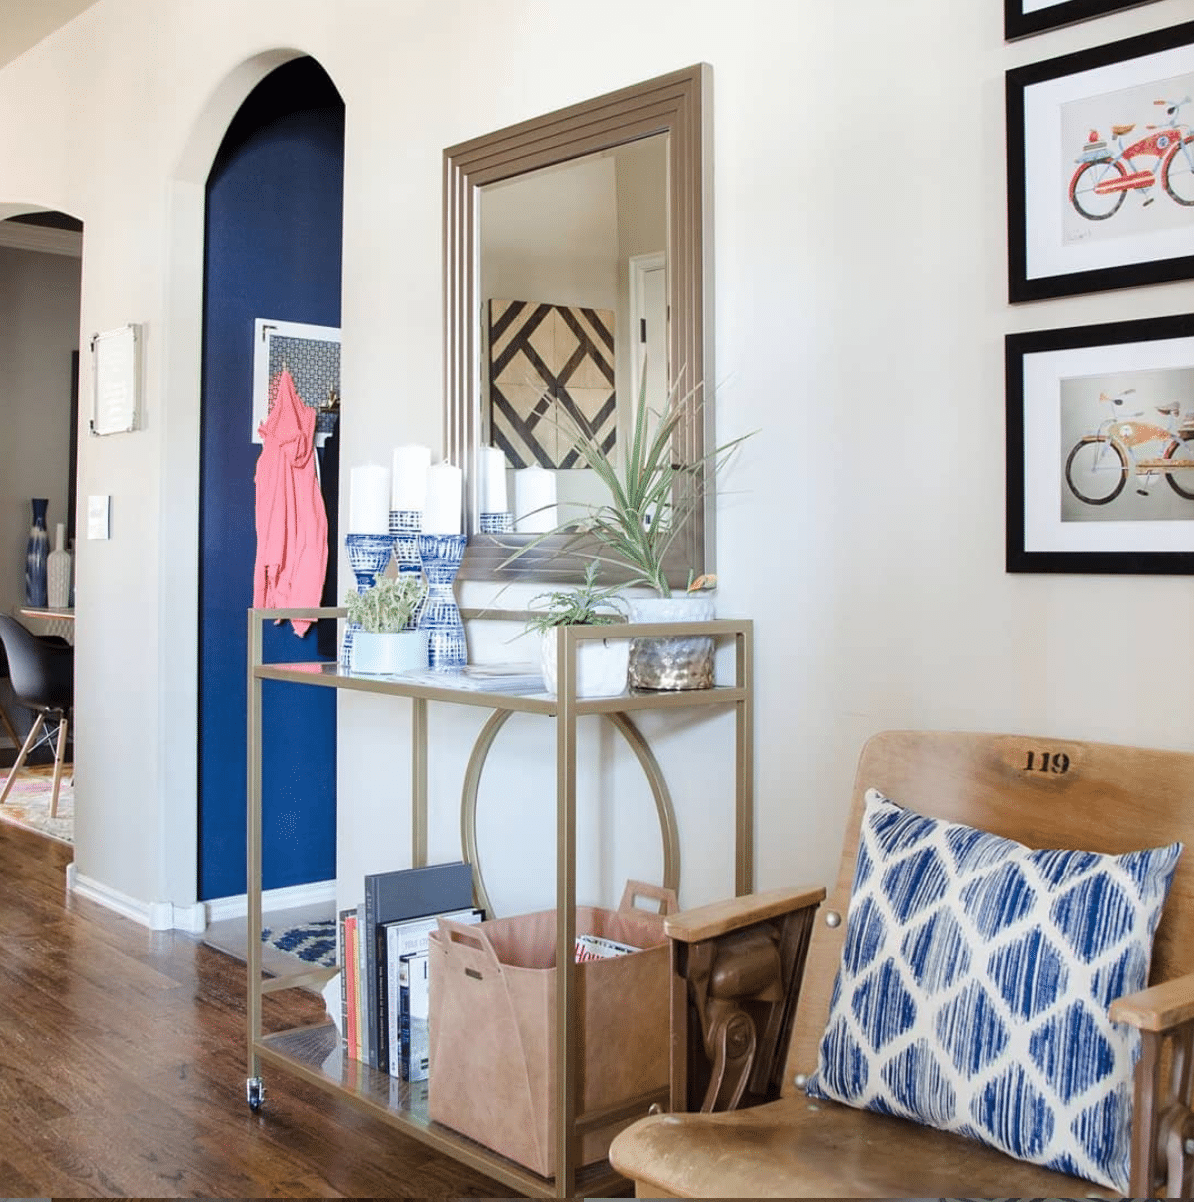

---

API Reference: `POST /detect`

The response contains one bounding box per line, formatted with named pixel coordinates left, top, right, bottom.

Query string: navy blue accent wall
left=198, top=58, right=344, bottom=900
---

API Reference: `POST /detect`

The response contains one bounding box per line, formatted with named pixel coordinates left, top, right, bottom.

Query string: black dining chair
left=0, top=638, right=21, bottom=753
left=0, top=615, right=74, bottom=817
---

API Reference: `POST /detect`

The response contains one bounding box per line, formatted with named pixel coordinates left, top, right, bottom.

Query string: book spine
left=386, top=924, right=400, bottom=1078
left=355, top=901, right=367, bottom=1063
left=398, top=955, right=411, bottom=1081
left=358, top=898, right=375, bottom=1068
left=338, top=909, right=350, bottom=1050
left=376, top=921, right=390, bottom=1072
left=345, top=913, right=358, bottom=1060
left=408, top=952, right=429, bottom=1082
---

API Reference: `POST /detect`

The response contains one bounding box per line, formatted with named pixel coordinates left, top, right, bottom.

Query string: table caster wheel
left=246, top=1076, right=265, bottom=1112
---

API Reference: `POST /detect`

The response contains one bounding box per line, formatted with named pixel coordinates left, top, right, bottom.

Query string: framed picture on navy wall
left=1007, top=21, right=1194, bottom=300
left=1006, top=313, right=1194, bottom=575
left=1005, top=0, right=1159, bottom=41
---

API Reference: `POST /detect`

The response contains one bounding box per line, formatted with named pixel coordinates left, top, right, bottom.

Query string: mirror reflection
left=479, top=134, right=668, bottom=532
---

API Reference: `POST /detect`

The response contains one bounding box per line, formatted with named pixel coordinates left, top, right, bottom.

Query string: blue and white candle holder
left=389, top=508, right=423, bottom=573
left=342, top=532, right=395, bottom=667
left=480, top=511, right=513, bottom=534
left=416, top=533, right=468, bottom=671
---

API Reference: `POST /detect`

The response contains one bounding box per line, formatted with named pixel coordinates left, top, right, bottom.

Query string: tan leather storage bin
left=427, top=880, right=674, bottom=1178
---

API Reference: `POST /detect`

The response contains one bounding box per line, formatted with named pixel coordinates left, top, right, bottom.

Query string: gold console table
left=244, top=605, right=754, bottom=1198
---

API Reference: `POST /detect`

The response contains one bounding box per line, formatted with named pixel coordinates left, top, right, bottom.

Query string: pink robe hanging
left=253, top=369, right=328, bottom=637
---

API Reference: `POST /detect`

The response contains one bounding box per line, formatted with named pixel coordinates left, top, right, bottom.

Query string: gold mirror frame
left=444, top=63, right=713, bottom=585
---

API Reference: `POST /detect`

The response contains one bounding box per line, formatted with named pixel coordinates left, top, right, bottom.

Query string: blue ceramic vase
left=24, top=498, right=49, bottom=607
left=416, top=533, right=467, bottom=670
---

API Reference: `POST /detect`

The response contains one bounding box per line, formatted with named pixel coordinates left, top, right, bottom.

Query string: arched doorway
left=0, top=209, right=83, bottom=773
left=197, top=57, right=343, bottom=902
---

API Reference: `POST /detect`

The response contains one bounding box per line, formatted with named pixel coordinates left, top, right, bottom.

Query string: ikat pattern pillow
left=804, top=789, right=1182, bottom=1192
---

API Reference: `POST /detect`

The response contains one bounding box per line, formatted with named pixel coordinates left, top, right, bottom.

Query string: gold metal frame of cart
left=245, top=606, right=753, bottom=1198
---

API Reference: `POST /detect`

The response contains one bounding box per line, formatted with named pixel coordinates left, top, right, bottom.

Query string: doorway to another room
left=0, top=209, right=82, bottom=847
left=196, top=57, right=344, bottom=949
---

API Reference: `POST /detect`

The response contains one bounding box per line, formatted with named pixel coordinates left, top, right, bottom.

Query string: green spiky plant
left=344, top=574, right=426, bottom=633
left=503, top=370, right=752, bottom=597
left=525, top=562, right=629, bottom=635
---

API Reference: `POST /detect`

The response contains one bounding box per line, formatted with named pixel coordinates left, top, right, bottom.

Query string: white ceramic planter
left=626, top=595, right=715, bottom=690
left=350, top=629, right=429, bottom=675
left=539, top=629, right=630, bottom=698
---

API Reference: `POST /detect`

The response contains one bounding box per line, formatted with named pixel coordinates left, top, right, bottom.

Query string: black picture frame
left=1005, top=0, right=1159, bottom=41
left=1007, top=20, right=1194, bottom=302
left=1007, top=312, right=1194, bottom=574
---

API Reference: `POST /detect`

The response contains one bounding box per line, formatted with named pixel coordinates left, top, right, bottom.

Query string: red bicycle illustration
left=1069, top=97, right=1194, bottom=219
left=1064, top=389, right=1194, bottom=506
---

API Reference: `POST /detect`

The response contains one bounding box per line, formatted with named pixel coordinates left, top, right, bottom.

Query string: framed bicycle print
left=1005, top=0, right=1159, bottom=41
left=1007, top=20, right=1194, bottom=301
left=1006, top=312, right=1194, bottom=574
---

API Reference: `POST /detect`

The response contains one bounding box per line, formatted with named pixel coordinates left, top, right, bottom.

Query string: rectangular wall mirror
left=444, top=63, right=713, bottom=585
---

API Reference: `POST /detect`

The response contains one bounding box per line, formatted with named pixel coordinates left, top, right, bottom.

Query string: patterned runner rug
left=261, top=919, right=336, bottom=967
left=0, top=766, right=73, bottom=845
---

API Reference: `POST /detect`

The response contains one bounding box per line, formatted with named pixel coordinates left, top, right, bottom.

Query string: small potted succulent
left=345, top=574, right=428, bottom=675
left=526, top=564, right=630, bottom=698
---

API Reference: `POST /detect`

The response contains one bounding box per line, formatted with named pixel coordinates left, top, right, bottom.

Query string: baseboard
left=66, top=863, right=208, bottom=933
left=204, top=877, right=337, bottom=924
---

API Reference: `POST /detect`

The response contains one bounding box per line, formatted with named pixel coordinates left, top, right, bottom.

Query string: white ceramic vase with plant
left=345, top=574, right=429, bottom=675
left=504, top=370, right=751, bottom=689
left=526, top=564, right=630, bottom=698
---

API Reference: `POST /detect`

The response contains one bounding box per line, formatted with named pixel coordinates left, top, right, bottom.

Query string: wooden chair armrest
left=1107, top=973, right=1194, bottom=1195
left=1110, top=971, right=1194, bottom=1033
left=664, top=885, right=826, bottom=943
left=667, top=886, right=825, bottom=1113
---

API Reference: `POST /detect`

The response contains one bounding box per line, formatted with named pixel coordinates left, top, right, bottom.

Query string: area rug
left=0, top=766, right=73, bottom=845
left=262, top=918, right=336, bottom=967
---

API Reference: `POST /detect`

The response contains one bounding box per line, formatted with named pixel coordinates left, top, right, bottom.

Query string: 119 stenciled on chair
left=0, top=615, right=74, bottom=818
left=609, top=730, right=1194, bottom=1199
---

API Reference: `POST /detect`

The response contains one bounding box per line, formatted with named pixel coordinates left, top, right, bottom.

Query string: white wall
left=1, top=0, right=1191, bottom=923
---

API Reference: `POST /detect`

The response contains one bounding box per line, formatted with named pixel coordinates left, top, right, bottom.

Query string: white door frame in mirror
left=444, top=63, right=713, bottom=586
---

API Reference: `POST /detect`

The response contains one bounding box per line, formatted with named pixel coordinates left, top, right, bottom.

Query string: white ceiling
left=0, top=0, right=97, bottom=69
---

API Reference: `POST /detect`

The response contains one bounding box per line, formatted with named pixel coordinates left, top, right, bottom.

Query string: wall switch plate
left=87, top=494, right=110, bottom=540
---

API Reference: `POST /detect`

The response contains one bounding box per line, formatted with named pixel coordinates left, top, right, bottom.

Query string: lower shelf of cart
left=255, top=1021, right=628, bottom=1199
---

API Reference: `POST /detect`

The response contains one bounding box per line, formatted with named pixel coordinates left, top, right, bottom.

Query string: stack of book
left=338, top=860, right=481, bottom=1082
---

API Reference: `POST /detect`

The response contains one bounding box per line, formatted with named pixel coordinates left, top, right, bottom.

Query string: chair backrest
left=0, top=615, right=73, bottom=714
left=785, top=729, right=1194, bottom=1093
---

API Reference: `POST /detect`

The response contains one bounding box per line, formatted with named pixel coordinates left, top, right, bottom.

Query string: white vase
left=350, top=629, right=429, bottom=675
left=539, top=629, right=629, bottom=698
left=626, top=594, right=716, bottom=690
left=46, top=522, right=72, bottom=609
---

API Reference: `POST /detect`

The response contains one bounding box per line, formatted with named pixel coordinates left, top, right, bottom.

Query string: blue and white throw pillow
left=804, top=789, right=1182, bottom=1192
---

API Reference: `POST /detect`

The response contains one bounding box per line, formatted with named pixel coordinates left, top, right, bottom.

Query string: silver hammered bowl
left=626, top=595, right=715, bottom=691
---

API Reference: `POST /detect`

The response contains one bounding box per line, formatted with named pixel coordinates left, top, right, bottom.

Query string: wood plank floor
left=0, top=820, right=516, bottom=1198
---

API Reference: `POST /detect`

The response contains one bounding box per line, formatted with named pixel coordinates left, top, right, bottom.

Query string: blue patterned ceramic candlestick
left=416, top=533, right=467, bottom=670
left=479, top=511, right=513, bottom=534
left=389, top=509, right=423, bottom=573
left=342, top=532, right=395, bottom=666
left=24, top=498, right=49, bottom=608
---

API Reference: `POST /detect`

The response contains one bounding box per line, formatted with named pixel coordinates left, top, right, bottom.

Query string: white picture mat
left=251, top=317, right=341, bottom=444
left=90, top=324, right=139, bottom=436
left=1023, top=332, right=1194, bottom=553
left=1023, top=40, right=1194, bottom=284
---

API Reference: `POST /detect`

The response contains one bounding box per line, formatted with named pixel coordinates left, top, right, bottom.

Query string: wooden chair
left=609, top=730, right=1194, bottom=1198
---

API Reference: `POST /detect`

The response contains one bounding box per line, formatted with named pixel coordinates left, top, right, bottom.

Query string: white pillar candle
left=423, top=462, right=463, bottom=534
left=349, top=463, right=392, bottom=534
left=478, top=446, right=509, bottom=514
left=514, top=466, right=558, bottom=533
left=391, top=444, right=431, bottom=511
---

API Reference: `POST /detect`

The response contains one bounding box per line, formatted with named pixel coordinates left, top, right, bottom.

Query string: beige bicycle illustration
left=1065, top=388, right=1194, bottom=505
